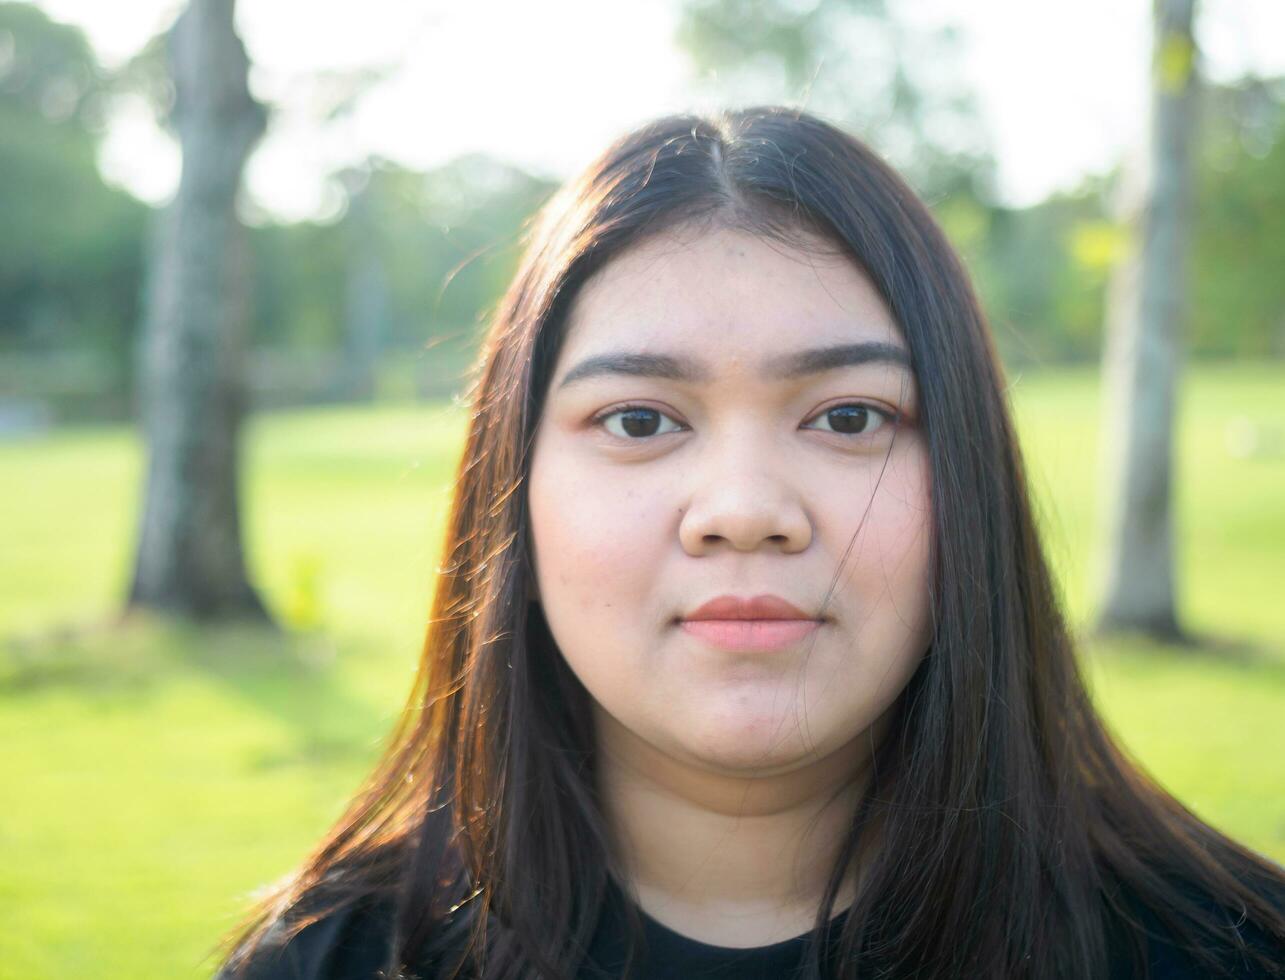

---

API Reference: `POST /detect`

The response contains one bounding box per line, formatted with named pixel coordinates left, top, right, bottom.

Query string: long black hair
left=216, top=106, right=1285, bottom=979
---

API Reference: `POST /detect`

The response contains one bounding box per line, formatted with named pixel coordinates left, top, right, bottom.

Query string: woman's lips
left=678, top=618, right=822, bottom=652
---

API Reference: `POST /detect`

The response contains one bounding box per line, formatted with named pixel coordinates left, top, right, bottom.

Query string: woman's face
left=527, top=224, right=933, bottom=780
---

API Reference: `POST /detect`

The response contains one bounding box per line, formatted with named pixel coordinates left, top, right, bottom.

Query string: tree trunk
left=127, top=0, right=270, bottom=622
left=1095, top=0, right=1200, bottom=642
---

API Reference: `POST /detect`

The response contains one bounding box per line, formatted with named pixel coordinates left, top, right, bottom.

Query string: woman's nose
left=676, top=441, right=813, bottom=555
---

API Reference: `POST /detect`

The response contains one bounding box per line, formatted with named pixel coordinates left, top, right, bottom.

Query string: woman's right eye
left=592, top=405, right=685, bottom=440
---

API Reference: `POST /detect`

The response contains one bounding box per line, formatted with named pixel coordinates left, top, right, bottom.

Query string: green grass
left=1, top=367, right=1282, bottom=977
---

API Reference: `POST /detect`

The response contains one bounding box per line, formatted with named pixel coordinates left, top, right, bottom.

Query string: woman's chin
left=677, top=710, right=829, bottom=775
left=594, top=694, right=852, bottom=778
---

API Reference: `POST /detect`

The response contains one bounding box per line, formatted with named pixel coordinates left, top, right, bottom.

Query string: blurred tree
left=407, top=153, right=559, bottom=333
left=127, top=0, right=270, bottom=622
left=1189, top=75, right=1284, bottom=358
left=0, top=3, right=146, bottom=384
left=1094, top=0, right=1200, bottom=642
left=337, top=164, right=391, bottom=400
left=247, top=219, right=346, bottom=352
left=960, top=74, right=1283, bottom=369
left=238, top=154, right=557, bottom=404
left=972, top=178, right=1125, bottom=367
left=675, top=0, right=995, bottom=201
left=6, top=2, right=1275, bottom=431
left=673, top=0, right=1279, bottom=369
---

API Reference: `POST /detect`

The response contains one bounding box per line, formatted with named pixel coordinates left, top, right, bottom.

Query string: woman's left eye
left=591, top=402, right=897, bottom=441
left=802, top=403, right=896, bottom=437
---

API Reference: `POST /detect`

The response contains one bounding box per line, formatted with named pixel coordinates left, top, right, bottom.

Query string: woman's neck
left=593, top=705, right=885, bottom=947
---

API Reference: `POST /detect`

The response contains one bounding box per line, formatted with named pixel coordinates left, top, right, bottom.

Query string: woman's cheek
left=532, top=471, right=669, bottom=709
left=533, top=454, right=670, bottom=629
left=854, top=456, right=933, bottom=648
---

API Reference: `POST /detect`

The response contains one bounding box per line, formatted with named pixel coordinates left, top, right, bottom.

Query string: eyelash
left=589, top=401, right=901, bottom=442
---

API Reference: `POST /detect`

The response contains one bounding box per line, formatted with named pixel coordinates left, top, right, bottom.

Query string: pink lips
left=679, top=619, right=821, bottom=651
left=678, top=594, right=823, bottom=652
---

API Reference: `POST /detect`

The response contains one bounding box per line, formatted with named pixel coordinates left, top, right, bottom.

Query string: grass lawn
left=0, top=364, right=1282, bottom=977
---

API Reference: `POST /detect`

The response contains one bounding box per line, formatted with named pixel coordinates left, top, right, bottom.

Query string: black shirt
left=219, top=878, right=1283, bottom=979
left=220, top=887, right=843, bottom=980
left=579, top=882, right=848, bottom=979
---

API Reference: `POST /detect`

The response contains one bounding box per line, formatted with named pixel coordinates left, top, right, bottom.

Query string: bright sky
left=32, top=0, right=1285, bottom=220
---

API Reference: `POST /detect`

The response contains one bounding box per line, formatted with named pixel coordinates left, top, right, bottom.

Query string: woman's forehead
left=557, top=226, right=906, bottom=373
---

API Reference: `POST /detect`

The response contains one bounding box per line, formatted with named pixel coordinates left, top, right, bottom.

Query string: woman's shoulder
left=215, top=892, right=403, bottom=980
left=212, top=867, right=1284, bottom=979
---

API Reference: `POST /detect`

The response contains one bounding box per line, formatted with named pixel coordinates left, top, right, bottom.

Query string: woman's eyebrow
left=554, top=341, right=913, bottom=391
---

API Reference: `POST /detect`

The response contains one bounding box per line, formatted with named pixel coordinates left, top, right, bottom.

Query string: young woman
left=214, top=106, right=1285, bottom=979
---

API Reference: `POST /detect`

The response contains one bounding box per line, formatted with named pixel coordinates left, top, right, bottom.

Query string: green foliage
left=346, top=154, right=558, bottom=346
left=0, top=3, right=147, bottom=375
left=282, top=551, right=325, bottom=632
left=0, top=1, right=105, bottom=126
left=674, top=0, right=1283, bottom=363
left=247, top=219, right=347, bottom=350
left=246, top=154, right=558, bottom=352
left=2, top=3, right=1280, bottom=428
left=953, top=75, right=1285, bottom=364
left=676, top=0, right=995, bottom=202
left=954, top=180, right=1118, bottom=365
left=1189, top=77, right=1285, bottom=357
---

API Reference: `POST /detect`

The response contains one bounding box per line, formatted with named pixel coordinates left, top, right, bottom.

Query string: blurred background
left=0, top=0, right=1281, bottom=975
